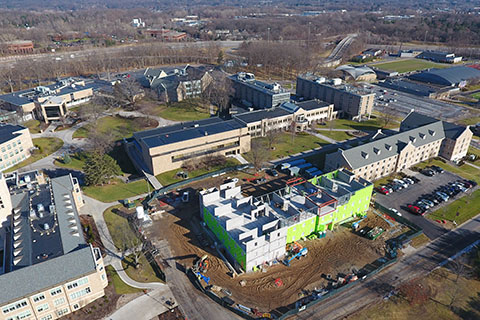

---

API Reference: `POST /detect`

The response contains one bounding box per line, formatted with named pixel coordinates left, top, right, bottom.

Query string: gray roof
left=296, top=99, right=331, bottom=111
left=133, top=117, right=245, bottom=148
left=0, top=123, right=25, bottom=145
left=408, top=66, right=480, bottom=86
left=338, top=121, right=445, bottom=169
left=400, top=111, right=469, bottom=140
left=0, top=246, right=96, bottom=305
left=336, top=65, right=376, bottom=80
left=51, top=175, right=85, bottom=254
left=229, top=73, right=289, bottom=96
left=379, top=79, right=439, bottom=96
left=234, top=107, right=290, bottom=124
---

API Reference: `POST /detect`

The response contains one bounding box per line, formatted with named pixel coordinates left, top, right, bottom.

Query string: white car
left=389, top=208, right=402, bottom=216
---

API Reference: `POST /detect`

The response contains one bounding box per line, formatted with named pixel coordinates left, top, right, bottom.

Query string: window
left=36, top=303, right=49, bottom=313
left=32, top=293, right=46, bottom=303
left=72, top=304, right=79, bottom=310
left=56, top=308, right=69, bottom=317
left=6, top=310, right=31, bottom=320
left=2, top=300, right=28, bottom=314
left=66, top=277, right=89, bottom=290
left=54, top=297, right=65, bottom=307
left=49, top=287, right=62, bottom=296
left=40, top=315, right=53, bottom=320
left=69, top=287, right=91, bottom=300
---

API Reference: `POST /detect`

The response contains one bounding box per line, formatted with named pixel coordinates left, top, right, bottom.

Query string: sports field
left=373, top=59, right=449, bottom=73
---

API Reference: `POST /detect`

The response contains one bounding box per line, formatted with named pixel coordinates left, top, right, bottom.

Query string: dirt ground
left=156, top=307, right=185, bottom=320
left=144, top=183, right=403, bottom=313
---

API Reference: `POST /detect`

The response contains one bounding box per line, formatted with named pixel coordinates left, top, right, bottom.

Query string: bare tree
left=86, top=127, right=115, bottom=153
left=379, top=105, right=399, bottom=128
left=266, top=129, right=279, bottom=150
left=250, top=139, right=268, bottom=171
left=113, top=77, right=144, bottom=110
left=115, top=222, right=142, bottom=268
left=203, top=74, right=233, bottom=115
left=399, top=277, right=432, bottom=306
left=448, top=256, right=470, bottom=310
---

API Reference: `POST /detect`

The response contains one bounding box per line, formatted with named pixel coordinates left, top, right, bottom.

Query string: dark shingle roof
left=400, top=111, right=469, bottom=140
left=0, top=123, right=26, bottom=144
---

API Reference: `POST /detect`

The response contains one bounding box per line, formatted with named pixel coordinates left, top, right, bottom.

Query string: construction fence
left=143, top=164, right=252, bottom=204
left=186, top=201, right=424, bottom=319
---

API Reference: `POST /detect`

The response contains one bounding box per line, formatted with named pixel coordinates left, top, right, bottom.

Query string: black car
left=430, top=165, right=444, bottom=173
left=421, top=168, right=435, bottom=176
left=268, top=169, right=279, bottom=177
left=410, top=176, right=420, bottom=183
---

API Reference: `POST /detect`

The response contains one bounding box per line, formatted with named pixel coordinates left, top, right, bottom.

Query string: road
left=326, top=34, right=358, bottom=61
left=0, top=40, right=243, bottom=68
left=293, top=213, right=480, bottom=320
left=368, top=83, right=469, bottom=120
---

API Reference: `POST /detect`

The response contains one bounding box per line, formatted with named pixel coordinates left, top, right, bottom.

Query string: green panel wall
left=203, top=207, right=246, bottom=269
left=286, top=215, right=318, bottom=243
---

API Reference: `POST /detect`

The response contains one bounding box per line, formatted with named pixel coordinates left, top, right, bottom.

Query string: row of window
left=0, top=154, right=26, bottom=169
left=6, top=309, right=31, bottom=320
left=70, top=287, right=91, bottom=300
left=2, top=300, right=28, bottom=314
left=0, top=147, right=25, bottom=161
left=0, top=139, right=21, bottom=153
left=66, top=277, right=89, bottom=290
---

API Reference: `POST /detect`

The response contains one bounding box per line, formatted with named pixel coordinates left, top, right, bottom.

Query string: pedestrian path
left=144, top=170, right=163, bottom=190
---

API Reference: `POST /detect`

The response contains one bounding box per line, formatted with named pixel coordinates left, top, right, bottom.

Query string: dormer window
left=373, top=147, right=380, bottom=155
left=385, top=144, right=392, bottom=151
left=419, top=133, right=426, bottom=139
left=361, top=151, right=369, bottom=159
left=409, top=136, right=416, bottom=143
left=428, top=130, right=435, bottom=136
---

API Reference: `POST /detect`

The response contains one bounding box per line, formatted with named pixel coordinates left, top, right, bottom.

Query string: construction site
left=138, top=168, right=409, bottom=315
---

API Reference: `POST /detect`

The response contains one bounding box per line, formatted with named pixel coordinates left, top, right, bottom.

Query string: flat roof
left=133, top=117, right=245, bottom=148
left=234, top=107, right=290, bottom=124
left=0, top=123, right=25, bottom=145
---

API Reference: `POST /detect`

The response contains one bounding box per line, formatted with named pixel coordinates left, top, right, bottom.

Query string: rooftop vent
left=361, top=151, right=369, bottom=159
left=43, top=223, right=50, bottom=230
left=332, top=183, right=338, bottom=192
left=204, top=131, right=208, bottom=136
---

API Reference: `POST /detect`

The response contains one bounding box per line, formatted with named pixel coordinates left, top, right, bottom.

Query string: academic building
left=0, top=171, right=108, bottom=320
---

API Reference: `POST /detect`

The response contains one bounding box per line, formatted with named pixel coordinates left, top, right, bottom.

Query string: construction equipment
left=123, top=199, right=135, bottom=209
left=196, top=272, right=210, bottom=285
left=367, top=227, right=384, bottom=240
left=351, top=215, right=367, bottom=230
left=283, top=247, right=308, bottom=266
left=192, top=255, right=209, bottom=273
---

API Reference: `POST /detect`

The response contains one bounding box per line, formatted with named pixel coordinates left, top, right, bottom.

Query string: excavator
left=192, top=255, right=210, bottom=273
left=283, top=242, right=308, bottom=266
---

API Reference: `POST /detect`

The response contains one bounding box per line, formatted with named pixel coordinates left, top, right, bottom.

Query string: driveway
left=375, top=170, right=467, bottom=239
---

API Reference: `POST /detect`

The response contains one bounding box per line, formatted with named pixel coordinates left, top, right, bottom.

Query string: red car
left=408, top=204, right=425, bottom=216
left=377, top=187, right=390, bottom=195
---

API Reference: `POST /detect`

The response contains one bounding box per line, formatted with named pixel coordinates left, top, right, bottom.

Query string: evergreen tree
left=83, top=152, right=121, bottom=186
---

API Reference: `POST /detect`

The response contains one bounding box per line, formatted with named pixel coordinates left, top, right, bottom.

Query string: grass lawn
left=413, top=159, right=480, bottom=224
left=83, top=178, right=152, bottom=203
left=5, top=137, right=64, bottom=172
left=23, top=120, right=42, bottom=134
left=372, top=59, right=449, bottom=73
left=122, top=254, right=165, bottom=283
left=410, top=233, right=430, bottom=248
left=317, top=130, right=352, bottom=141
left=103, top=205, right=138, bottom=250
left=471, top=92, right=480, bottom=100
left=154, top=100, right=212, bottom=121
left=155, top=158, right=240, bottom=186
left=457, top=116, right=480, bottom=126
left=54, top=152, right=88, bottom=170
left=105, top=266, right=142, bottom=294
left=329, top=116, right=398, bottom=132
left=351, top=267, right=480, bottom=320
left=72, top=115, right=157, bottom=140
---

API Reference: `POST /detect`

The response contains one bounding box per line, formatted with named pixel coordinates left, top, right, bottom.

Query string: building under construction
left=199, top=169, right=373, bottom=271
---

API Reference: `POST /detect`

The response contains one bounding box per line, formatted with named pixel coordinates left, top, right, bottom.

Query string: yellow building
left=0, top=124, right=34, bottom=172
left=0, top=173, right=107, bottom=320
left=127, top=117, right=251, bottom=175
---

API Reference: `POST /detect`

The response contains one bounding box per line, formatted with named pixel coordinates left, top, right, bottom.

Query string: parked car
left=436, top=191, right=449, bottom=201
left=268, top=169, right=279, bottom=177
left=394, top=179, right=408, bottom=188
left=256, top=177, right=267, bottom=184
left=408, top=204, right=425, bottom=215
left=424, top=195, right=439, bottom=204
left=403, top=178, right=414, bottom=185
left=420, top=168, right=435, bottom=176
left=420, top=198, right=435, bottom=208
left=377, top=187, right=390, bottom=195
left=410, top=176, right=420, bottom=183
left=430, top=165, right=444, bottom=173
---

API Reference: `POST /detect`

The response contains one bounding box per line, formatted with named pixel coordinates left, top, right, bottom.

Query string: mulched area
left=80, top=214, right=106, bottom=256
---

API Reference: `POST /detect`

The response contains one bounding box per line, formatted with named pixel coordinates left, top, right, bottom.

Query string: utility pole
left=423, top=30, right=428, bottom=49
left=267, top=27, right=270, bottom=42
left=307, top=22, right=311, bottom=48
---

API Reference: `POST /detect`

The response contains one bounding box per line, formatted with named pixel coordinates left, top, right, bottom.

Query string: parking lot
left=375, top=170, right=468, bottom=239
left=367, top=83, right=468, bottom=120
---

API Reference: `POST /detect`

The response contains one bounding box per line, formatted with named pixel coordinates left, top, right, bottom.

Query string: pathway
left=464, top=161, right=480, bottom=171
left=307, top=130, right=338, bottom=144
left=230, top=153, right=249, bottom=165
left=144, top=171, right=163, bottom=190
